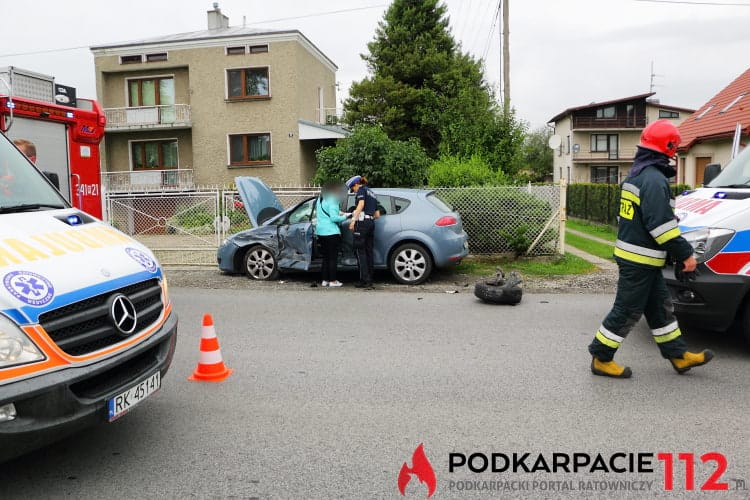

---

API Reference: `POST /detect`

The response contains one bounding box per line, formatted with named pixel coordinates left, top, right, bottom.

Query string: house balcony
left=572, top=116, right=647, bottom=130
left=102, top=169, right=194, bottom=192
left=314, top=107, right=343, bottom=126
left=572, top=147, right=637, bottom=163
left=104, top=104, right=192, bottom=132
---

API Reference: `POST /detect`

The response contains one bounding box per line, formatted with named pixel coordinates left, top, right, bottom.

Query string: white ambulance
left=0, top=133, right=177, bottom=461
left=665, top=146, right=750, bottom=342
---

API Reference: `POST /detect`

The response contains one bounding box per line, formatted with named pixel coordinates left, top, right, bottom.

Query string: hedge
left=567, top=183, right=692, bottom=225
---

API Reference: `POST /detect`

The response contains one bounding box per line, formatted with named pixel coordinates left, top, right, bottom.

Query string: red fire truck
left=0, top=67, right=106, bottom=218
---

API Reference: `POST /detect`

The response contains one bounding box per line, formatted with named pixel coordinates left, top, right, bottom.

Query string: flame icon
left=398, top=443, right=437, bottom=498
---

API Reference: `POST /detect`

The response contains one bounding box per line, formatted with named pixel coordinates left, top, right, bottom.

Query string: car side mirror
left=43, top=171, right=60, bottom=189
left=703, top=163, right=721, bottom=186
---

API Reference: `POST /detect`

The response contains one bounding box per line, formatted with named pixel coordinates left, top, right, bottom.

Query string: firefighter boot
left=669, top=350, right=715, bottom=374
left=591, top=357, right=632, bottom=379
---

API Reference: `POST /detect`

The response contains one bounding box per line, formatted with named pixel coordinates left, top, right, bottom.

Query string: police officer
left=588, top=120, right=714, bottom=378
left=347, top=175, right=379, bottom=288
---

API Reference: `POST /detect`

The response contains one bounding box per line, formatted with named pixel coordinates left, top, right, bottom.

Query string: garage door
left=7, top=117, right=70, bottom=201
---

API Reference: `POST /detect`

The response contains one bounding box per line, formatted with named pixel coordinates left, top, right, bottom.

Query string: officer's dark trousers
left=588, top=259, right=687, bottom=362
left=354, top=218, right=375, bottom=284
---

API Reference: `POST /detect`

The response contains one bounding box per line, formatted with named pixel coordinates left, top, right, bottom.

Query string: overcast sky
left=1, top=0, right=748, bottom=128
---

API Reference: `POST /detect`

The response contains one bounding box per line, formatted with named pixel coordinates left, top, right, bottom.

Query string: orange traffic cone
left=188, top=313, right=233, bottom=382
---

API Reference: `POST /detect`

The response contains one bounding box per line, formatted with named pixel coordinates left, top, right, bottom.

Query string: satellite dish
left=548, top=135, right=562, bottom=149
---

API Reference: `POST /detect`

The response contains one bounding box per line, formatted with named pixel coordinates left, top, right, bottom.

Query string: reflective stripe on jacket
left=615, top=163, right=693, bottom=267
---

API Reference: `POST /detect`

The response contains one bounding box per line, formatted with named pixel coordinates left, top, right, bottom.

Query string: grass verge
left=454, top=253, right=596, bottom=277
left=566, top=219, right=617, bottom=242
left=565, top=232, right=615, bottom=261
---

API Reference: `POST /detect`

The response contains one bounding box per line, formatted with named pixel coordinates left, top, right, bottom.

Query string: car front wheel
left=244, top=246, right=279, bottom=280
left=390, top=243, right=433, bottom=285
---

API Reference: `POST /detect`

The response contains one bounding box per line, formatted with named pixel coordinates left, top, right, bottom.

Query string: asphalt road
left=2, top=287, right=750, bottom=500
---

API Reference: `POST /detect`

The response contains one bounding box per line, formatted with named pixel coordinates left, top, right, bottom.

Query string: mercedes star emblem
left=108, top=294, right=138, bottom=336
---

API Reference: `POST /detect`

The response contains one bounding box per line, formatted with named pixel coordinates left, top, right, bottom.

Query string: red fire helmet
left=639, top=119, right=681, bottom=157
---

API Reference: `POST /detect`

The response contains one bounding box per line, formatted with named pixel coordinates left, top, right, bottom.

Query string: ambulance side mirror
left=43, top=171, right=60, bottom=190
left=702, top=164, right=721, bottom=186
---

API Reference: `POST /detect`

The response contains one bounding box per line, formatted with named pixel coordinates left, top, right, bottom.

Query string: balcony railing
left=104, top=104, right=192, bottom=131
left=572, top=116, right=647, bottom=129
left=102, top=169, right=194, bottom=191
left=573, top=147, right=638, bottom=162
left=314, top=107, right=343, bottom=126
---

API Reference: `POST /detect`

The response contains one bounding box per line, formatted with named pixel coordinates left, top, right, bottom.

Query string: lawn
left=565, top=232, right=615, bottom=261
left=455, top=253, right=596, bottom=277
left=566, top=218, right=617, bottom=242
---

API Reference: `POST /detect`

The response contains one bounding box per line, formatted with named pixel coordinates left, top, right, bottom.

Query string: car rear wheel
left=390, top=243, right=433, bottom=285
left=244, top=246, right=279, bottom=280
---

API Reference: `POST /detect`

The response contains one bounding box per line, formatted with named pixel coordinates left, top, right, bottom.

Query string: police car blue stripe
left=1, top=269, right=162, bottom=326
left=722, top=230, right=750, bottom=253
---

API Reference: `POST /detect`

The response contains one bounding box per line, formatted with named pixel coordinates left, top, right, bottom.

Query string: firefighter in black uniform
left=588, top=120, right=714, bottom=378
left=347, top=175, right=380, bottom=288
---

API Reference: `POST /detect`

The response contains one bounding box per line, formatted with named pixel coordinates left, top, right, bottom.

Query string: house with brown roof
left=548, top=93, right=693, bottom=184
left=90, top=4, right=345, bottom=190
left=677, top=67, right=750, bottom=187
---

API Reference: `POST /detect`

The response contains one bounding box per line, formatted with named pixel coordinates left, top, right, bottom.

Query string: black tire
left=243, top=245, right=279, bottom=280
left=389, top=243, right=433, bottom=285
left=743, top=301, right=750, bottom=346
left=474, top=279, right=523, bottom=305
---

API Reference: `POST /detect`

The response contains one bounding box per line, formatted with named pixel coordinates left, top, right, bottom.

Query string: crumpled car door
left=277, top=222, right=313, bottom=271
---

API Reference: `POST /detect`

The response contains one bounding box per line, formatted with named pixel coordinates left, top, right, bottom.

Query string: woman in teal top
left=316, top=181, right=350, bottom=287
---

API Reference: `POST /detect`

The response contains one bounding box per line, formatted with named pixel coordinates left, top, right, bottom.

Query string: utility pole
left=501, top=0, right=510, bottom=111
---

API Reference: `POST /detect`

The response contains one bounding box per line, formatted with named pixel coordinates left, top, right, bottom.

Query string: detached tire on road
left=389, top=243, right=433, bottom=285
left=474, top=279, right=523, bottom=305
left=244, top=245, right=279, bottom=281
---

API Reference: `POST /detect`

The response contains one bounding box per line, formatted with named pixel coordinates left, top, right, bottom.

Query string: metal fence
left=102, top=184, right=565, bottom=266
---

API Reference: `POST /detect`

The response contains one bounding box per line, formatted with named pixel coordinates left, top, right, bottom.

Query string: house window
left=696, top=104, right=715, bottom=119
left=226, top=46, right=246, bottom=55
left=145, top=52, right=168, bottom=62
left=227, top=67, right=270, bottom=98
left=131, top=140, right=178, bottom=170
left=249, top=44, right=269, bottom=54
left=120, top=55, right=143, bottom=64
left=590, top=134, right=618, bottom=152
left=591, top=166, right=619, bottom=184
left=229, top=133, right=271, bottom=165
left=659, top=109, right=680, bottom=119
left=566, top=135, right=570, bottom=155
left=128, top=77, right=175, bottom=106
left=720, top=94, right=746, bottom=113
left=596, top=106, right=616, bottom=119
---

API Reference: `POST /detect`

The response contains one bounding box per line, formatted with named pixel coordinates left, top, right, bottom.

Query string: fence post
left=557, top=179, right=567, bottom=255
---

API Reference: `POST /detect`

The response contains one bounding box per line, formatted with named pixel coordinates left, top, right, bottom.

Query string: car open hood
left=676, top=188, right=750, bottom=230
left=235, top=177, right=284, bottom=227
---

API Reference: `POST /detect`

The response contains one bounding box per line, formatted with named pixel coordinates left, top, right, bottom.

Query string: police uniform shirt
left=356, top=186, right=378, bottom=216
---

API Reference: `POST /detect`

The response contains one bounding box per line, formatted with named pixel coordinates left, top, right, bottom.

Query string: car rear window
left=393, top=197, right=410, bottom=214
left=427, top=193, right=453, bottom=213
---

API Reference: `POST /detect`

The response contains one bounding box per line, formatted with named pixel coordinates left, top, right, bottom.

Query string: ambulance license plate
left=107, top=371, right=160, bottom=422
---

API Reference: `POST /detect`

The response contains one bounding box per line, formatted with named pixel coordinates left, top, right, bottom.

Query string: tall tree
left=345, top=0, right=525, bottom=175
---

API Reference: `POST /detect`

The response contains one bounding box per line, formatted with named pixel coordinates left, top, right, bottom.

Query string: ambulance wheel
left=244, top=246, right=279, bottom=280
left=742, top=301, right=750, bottom=345
left=390, top=243, right=433, bottom=285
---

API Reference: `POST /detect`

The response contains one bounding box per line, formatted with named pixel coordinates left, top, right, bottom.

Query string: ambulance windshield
left=0, top=135, right=67, bottom=212
left=707, top=146, right=750, bottom=188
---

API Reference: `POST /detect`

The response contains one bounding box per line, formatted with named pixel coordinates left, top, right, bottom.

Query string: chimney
left=207, top=2, right=229, bottom=30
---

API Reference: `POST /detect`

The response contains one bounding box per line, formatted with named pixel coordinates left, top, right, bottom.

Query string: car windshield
left=0, top=135, right=67, bottom=211
left=707, top=146, right=750, bottom=188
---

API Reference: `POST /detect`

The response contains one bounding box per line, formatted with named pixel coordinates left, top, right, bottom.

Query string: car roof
left=366, top=188, right=433, bottom=196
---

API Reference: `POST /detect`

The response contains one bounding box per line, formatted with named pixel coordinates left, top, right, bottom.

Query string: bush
left=313, top=124, right=430, bottom=187
left=427, top=154, right=507, bottom=187
left=437, top=187, right=557, bottom=255
left=567, top=183, right=694, bottom=224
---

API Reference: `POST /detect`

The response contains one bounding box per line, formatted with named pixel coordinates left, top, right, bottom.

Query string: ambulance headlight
left=682, top=228, right=735, bottom=264
left=0, top=316, right=45, bottom=368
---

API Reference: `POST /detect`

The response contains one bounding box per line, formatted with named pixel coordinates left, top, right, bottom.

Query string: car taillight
left=435, top=216, right=457, bottom=226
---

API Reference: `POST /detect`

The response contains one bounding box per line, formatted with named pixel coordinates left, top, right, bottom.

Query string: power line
left=634, top=0, right=750, bottom=5
left=0, top=3, right=389, bottom=58
left=481, top=2, right=502, bottom=62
